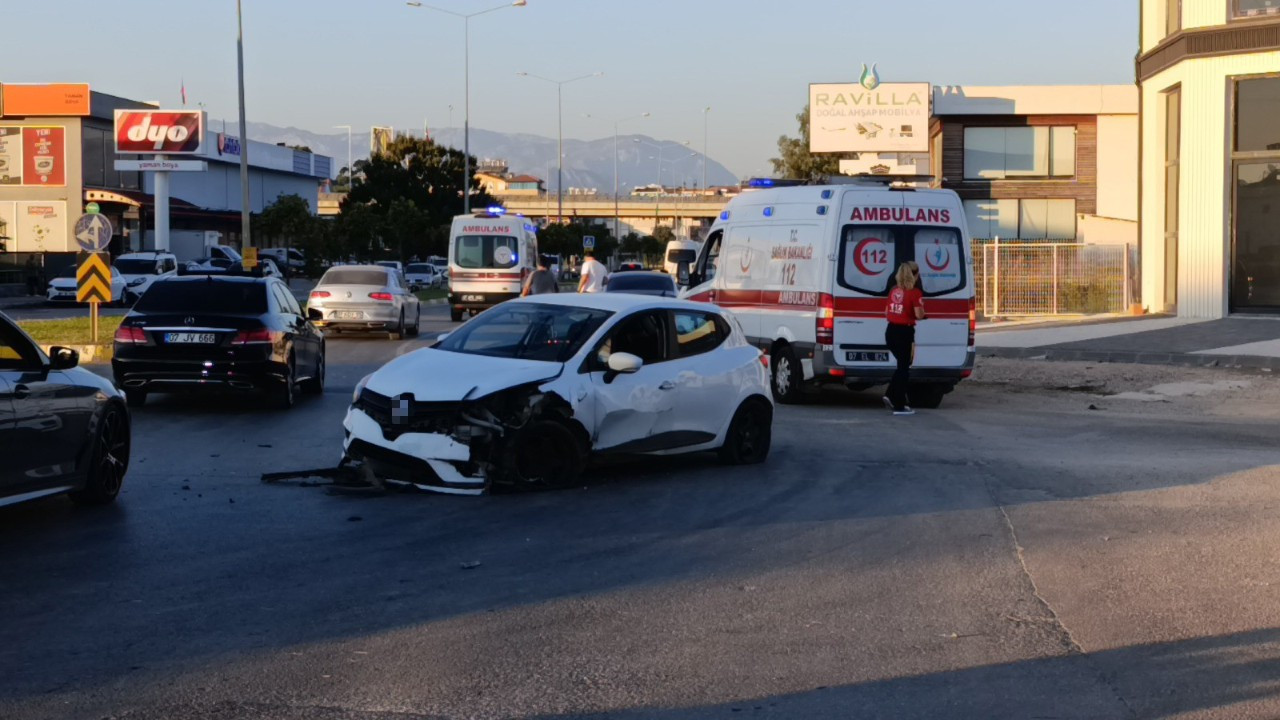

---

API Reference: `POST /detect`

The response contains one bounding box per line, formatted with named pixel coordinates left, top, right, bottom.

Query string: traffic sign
left=76, top=252, right=112, bottom=304
left=582, top=235, right=595, bottom=250
left=85, top=202, right=101, bottom=214
left=73, top=213, right=113, bottom=252
left=242, top=247, right=259, bottom=270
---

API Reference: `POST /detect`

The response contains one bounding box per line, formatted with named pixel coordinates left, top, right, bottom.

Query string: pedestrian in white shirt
left=577, top=251, right=608, bottom=293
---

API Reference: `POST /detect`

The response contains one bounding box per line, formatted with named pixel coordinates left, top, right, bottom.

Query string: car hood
left=366, top=348, right=563, bottom=402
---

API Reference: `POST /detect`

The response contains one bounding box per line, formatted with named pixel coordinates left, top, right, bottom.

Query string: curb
left=979, top=346, right=1280, bottom=372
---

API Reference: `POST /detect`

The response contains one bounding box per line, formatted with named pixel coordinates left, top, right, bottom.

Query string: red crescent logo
left=739, top=249, right=752, bottom=274
left=852, top=237, right=886, bottom=276
left=924, top=242, right=951, bottom=272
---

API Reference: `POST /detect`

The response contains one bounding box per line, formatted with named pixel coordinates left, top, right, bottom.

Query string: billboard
left=0, top=126, right=66, bottom=186
left=371, top=126, right=393, bottom=156
left=809, top=82, right=930, bottom=154
left=14, top=200, right=67, bottom=252
left=114, top=110, right=205, bottom=155
left=0, top=83, right=90, bottom=117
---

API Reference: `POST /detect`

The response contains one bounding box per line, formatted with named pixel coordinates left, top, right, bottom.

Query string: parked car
left=375, top=260, right=404, bottom=275
left=0, top=311, right=130, bottom=507
left=404, top=262, right=443, bottom=290
left=307, top=265, right=422, bottom=338
left=115, top=251, right=179, bottom=303
left=604, top=271, right=678, bottom=297
left=617, top=262, right=645, bottom=272
left=185, top=257, right=236, bottom=272
left=46, top=264, right=127, bottom=305
left=343, top=293, right=772, bottom=494
left=111, top=275, right=325, bottom=409
left=260, top=248, right=306, bottom=274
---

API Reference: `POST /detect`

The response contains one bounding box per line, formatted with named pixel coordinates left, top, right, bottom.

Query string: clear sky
left=1, top=0, right=1138, bottom=178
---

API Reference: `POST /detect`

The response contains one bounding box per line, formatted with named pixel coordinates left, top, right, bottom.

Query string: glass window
left=1235, top=0, right=1280, bottom=18
left=673, top=311, right=727, bottom=357
left=698, top=230, right=722, bottom=282
left=1233, top=162, right=1280, bottom=308
left=839, top=227, right=896, bottom=295
left=666, top=248, right=696, bottom=264
left=0, top=319, right=38, bottom=369
left=1046, top=199, right=1077, bottom=239
left=963, top=126, right=1075, bottom=179
left=115, top=258, right=160, bottom=274
left=963, top=199, right=1019, bottom=239
left=964, top=199, right=1074, bottom=239
left=595, top=310, right=669, bottom=366
left=914, top=230, right=966, bottom=295
left=1236, top=77, right=1280, bottom=153
left=320, top=268, right=387, bottom=286
left=437, top=303, right=612, bottom=363
left=454, top=235, right=518, bottom=269
left=604, top=273, right=677, bottom=296
left=81, top=127, right=106, bottom=188
left=134, top=280, right=267, bottom=314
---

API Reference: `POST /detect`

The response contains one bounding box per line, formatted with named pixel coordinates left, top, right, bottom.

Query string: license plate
left=846, top=351, right=890, bottom=363
left=333, top=311, right=363, bottom=319
left=165, top=332, right=216, bottom=344
left=462, top=295, right=483, bottom=303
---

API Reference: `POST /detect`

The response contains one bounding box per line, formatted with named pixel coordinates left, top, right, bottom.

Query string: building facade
left=1138, top=0, right=1280, bottom=316
left=930, top=85, right=1139, bottom=245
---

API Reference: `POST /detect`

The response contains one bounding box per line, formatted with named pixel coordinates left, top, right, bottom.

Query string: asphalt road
left=3, top=307, right=1280, bottom=719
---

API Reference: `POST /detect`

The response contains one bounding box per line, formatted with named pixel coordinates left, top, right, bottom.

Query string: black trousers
left=884, top=323, right=915, bottom=410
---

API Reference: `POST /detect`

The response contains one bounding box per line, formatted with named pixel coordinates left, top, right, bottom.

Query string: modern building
left=929, top=85, right=1139, bottom=245
left=1138, top=0, right=1280, bottom=316
left=0, top=82, right=331, bottom=278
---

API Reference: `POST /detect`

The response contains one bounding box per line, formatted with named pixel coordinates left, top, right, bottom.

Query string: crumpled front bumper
left=342, top=407, right=487, bottom=495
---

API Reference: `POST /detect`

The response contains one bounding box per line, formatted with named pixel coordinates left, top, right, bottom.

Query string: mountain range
left=225, top=122, right=741, bottom=191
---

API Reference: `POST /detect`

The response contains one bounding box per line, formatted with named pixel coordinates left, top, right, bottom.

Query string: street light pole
left=612, top=112, right=650, bottom=241
left=333, top=125, right=351, bottom=191
left=407, top=1, right=527, bottom=214
left=236, top=0, right=251, bottom=247
left=517, top=71, right=602, bottom=224
left=703, top=106, right=711, bottom=192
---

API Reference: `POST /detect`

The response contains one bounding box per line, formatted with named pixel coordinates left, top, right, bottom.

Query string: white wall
left=1096, top=115, right=1139, bottom=222
left=1078, top=215, right=1137, bottom=246
left=144, top=164, right=320, bottom=214
left=1140, top=50, right=1280, bottom=319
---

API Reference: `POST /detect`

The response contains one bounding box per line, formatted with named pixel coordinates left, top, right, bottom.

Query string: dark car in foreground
left=0, top=311, right=130, bottom=508
left=604, top=271, right=678, bottom=297
left=112, top=275, right=325, bottom=409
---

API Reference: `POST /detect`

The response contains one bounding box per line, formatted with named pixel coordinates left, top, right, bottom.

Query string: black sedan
left=604, top=271, right=678, bottom=297
left=112, top=275, right=325, bottom=409
left=0, top=311, right=130, bottom=508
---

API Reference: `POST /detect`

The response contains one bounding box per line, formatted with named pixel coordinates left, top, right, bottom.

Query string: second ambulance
left=682, top=179, right=975, bottom=408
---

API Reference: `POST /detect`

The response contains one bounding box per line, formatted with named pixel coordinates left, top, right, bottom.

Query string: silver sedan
left=307, top=265, right=422, bottom=338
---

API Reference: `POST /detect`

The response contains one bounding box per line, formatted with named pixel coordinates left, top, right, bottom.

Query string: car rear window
left=606, top=274, right=675, bottom=293
left=406, top=264, right=433, bottom=273
left=134, top=280, right=268, bottom=314
left=455, top=235, right=518, bottom=269
left=667, top=248, right=696, bottom=264
left=321, top=269, right=388, bottom=286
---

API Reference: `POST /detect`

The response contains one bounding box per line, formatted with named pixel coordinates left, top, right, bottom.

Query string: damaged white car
left=342, top=293, right=772, bottom=494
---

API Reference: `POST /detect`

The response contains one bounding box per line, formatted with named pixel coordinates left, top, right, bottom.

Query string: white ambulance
left=681, top=178, right=975, bottom=408
left=447, top=209, right=540, bottom=322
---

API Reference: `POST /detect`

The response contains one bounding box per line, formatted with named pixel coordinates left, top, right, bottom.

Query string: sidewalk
left=978, top=315, right=1280, bottom=370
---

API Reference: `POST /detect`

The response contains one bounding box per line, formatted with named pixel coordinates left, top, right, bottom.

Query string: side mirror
left=435, top=332, right=451, bottom=343
left=48, top=346, right=79, bottom=370
left=676, top=261, right=691, bottom=288
left=604, top=351, right=643, bottom=383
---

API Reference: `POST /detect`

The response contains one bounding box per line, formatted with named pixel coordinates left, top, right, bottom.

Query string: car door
left=586, top=309, right=683, bottom=452
left=271, top=282, right=315, bottom=371
left=658, top=309, right=736, bottom=444
left=0, top=319, right=81, bottom=494
left=395, top=272, right=419, bottom=322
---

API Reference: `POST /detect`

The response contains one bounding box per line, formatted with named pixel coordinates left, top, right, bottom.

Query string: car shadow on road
left=525, top=627, right=1280, bottom=719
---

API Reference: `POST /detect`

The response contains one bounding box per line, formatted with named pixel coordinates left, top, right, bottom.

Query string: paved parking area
left=3, top=315, right=1280, bottom=719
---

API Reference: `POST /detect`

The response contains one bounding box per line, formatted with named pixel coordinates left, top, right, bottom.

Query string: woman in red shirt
left=883, top=261, right=925, bottom=416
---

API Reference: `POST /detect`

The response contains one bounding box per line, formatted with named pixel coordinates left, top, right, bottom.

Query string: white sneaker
left=882, top=396, right=894, bottom=412
left=893, top=408, right=916, bottom=416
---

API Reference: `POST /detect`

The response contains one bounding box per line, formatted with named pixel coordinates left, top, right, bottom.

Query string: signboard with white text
left=809, top=82, right=930, bottom=153
left=114, top=110, right=206, bottom=155
left=114, top=159, right=208, bottom=172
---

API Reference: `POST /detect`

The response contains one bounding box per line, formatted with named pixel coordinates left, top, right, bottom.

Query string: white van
left=447, top=210, right=540, bottom=322
left=681, top=179, right=975, bottom=408
left=663, top=239, right=699, bottom=276
left=114, top=251, right=178, bottom=302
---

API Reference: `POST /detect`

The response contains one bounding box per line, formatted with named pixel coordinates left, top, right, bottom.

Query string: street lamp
left=595, top=112, right=649, bottom=242
left=634, top=138, right=692, bottom=238
left=517, top=70, right=603, bottom=224
left=406, top=0, right=527, bottom=214
left=236, top=0, right=251, bottom=247
left=332, top=125, right=352, bottom=191
left=702, top=106, right=711, bottom=192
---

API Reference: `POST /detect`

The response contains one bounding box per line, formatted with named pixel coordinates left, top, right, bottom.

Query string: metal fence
left=973, top=240, right=1133, bottom=317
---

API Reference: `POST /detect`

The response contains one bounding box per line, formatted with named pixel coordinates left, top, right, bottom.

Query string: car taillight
left=113, top=326, right=146, bottom=344
left=310, top=290, right=330, bottom=300
left=968, top=297, right=976, bottom=347
left=816, top=293, right=834, bottom=346
left=368, top=292, right=394, bottom=302
left=231, top=328, right=272, bottom=345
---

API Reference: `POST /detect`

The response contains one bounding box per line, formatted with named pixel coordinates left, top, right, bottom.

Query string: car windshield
left=406, top=264, right=434, bottom=273
left=57, top=266, right=77, bottom=278
left=134, top=280, right=267, bottom=314
left=606, top=274, right=675, bottom=295
left=115, top=259, right=159, bottom=274
left=454, top=235, right=518, bottom=269
left=321, top=268, right=387, bottom=286
left=436, top=304, right=612, bottom=363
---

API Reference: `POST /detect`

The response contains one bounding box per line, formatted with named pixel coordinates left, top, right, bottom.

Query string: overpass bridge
left=498, top=194, right=730, bottom=238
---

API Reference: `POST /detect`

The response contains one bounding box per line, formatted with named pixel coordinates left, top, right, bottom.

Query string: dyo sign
left=113, top=110, right=205, bottom=155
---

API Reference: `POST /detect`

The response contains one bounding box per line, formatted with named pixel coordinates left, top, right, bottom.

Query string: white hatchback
left=343, top=293, right=772, bottom=494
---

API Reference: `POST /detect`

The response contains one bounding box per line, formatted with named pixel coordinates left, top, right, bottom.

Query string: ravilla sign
left=809, top=65, right=930, bottom=154
left=114, top=110, right=205, bottom=155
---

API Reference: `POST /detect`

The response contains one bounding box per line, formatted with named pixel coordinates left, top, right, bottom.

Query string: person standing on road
left=883, top=261, right=925, bottom=416
left=577, top=250, right=608, bottom=293
left=521, top=255, right=559, bottom=297
left=24, top=255, right=42, bottom=297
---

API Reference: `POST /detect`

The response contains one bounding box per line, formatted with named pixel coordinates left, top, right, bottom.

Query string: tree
left=345, top=134, right=494, bottom=225
left=652, top=226, right=676, bottom=245
left=770, top=104, right=851, bottom=181
left=537, top=220, right=617, bottom=261
left=382, top=198, right=431, bottom=263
